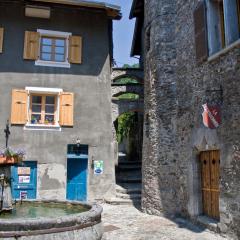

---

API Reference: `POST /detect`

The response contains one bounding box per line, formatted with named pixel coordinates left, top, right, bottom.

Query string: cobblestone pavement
left=102, top=204, right=230, bottom=240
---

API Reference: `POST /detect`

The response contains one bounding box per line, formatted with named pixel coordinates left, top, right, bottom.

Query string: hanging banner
left=202, top=104, right=221, bottom=129
left=94, top=160, right=103, bottom=175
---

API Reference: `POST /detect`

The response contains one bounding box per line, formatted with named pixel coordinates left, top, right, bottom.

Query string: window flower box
left=0, top=156, right=19, bottom=165
left=0, top=148, right=25, bottom=165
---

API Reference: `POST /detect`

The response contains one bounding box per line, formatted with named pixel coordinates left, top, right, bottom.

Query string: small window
left=40, top=37, right=66, bottom=62
left=206, top=0, right=240, bottom=56
left=29, top=94, right=57, bottom=125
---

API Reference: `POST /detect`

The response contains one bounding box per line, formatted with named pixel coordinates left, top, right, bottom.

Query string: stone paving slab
left=101, top=204, right=231, bottom=240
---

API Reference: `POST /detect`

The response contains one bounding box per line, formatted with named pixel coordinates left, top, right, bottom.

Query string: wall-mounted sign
left=202, top=104, right=221, bottom=129
left=20, top=191, right=28, bottom=200
left=18, top=167, right=31, bottom=175
left=94, top=160, right=103, bottom=175
left=19, top=175, right=30, bottom=184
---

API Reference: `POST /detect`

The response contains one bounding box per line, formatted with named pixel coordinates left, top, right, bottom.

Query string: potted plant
left=0, top=148, right=26, bottom=165
left=31, top=116, right=37, bottom=124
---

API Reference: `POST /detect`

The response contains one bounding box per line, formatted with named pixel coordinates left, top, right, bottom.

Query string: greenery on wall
left=115, top=63, right=140, bottom=84
left=122, top=63, right=139, bottom=68
left=118, top=93, right=139, bottom=100
left=116, top=112, right=136, bottom=143
left=115, top=77, right=139, bottom=84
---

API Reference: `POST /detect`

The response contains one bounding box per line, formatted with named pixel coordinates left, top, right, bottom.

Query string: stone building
left=0, top=0, right=121, bottom=202
left=131, top=0, right=240, bottom=239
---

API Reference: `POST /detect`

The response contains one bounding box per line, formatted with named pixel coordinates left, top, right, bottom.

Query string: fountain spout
left=0, top=174, right=5, bottom=211
left=0, top=170, right=13, bottom=213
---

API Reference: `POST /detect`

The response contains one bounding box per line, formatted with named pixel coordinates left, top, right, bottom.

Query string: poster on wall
left=20, top=191, right=28, bottom=200
left=19, top=175, right=30, bottom=184
left=18, top=167, right=31, bottom=175
left=94, top=160, right=103, bottom=175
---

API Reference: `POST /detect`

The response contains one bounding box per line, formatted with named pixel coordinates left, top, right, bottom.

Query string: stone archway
left=109, top=67, right=144, bottom=204
left=111, top=68, right=144, bottom=84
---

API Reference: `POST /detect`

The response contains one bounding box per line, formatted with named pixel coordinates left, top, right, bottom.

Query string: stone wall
left=142, top=0, right=240, bottom=239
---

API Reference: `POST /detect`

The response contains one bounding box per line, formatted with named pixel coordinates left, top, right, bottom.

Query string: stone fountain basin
left=0, top=200, right=103, bottom=240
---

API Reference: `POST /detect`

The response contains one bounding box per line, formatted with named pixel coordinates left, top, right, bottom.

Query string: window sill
left=35, top=60, right=71, bottom=68
left=24, top=124, right=61, bottom=131
left=208, top=39, right=240, bottom=62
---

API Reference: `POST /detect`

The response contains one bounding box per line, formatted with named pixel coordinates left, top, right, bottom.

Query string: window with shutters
left=206, top=0, right=240, bottom=56
left=11, top=87, right=74, bottom=130
left=23, top=29, right=82, bottom=68
left=194, top=0, right=240, bottom=62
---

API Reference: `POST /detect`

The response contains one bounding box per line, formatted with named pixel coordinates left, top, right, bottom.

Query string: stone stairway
left=106, top=154, right=142, bottom=206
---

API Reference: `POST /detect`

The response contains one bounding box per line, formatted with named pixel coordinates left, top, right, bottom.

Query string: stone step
left=117, top=170, right=142, bottom=177
left=118, top=153, right=127, bottom=162
left=117, top=176, right=142, bottom=183
left=116, top=184, right=141, bottom=194
left=118, top=182, right=142, bottom=189
left=118, top=161, right=142, bottom=166
left=116, top=192, right=141, bottom=200
left=105, top=197, right=141, bottom=206
left=117, top=164, right=142, bottom=170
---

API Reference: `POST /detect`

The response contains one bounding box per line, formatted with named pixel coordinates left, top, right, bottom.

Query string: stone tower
left=142, top=0, right=181, bottom=216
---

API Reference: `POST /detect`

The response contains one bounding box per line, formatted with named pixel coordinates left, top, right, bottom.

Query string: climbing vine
left=116, top=112, right=136, bottom=143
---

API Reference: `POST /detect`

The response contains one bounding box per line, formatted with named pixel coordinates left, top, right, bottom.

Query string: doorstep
left=195, top=215, right=219, bottom=233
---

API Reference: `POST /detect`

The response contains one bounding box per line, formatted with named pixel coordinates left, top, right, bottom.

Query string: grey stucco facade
left=0, top=1, right=118, bottom=201
left=138, top=0, right=240, bottom=239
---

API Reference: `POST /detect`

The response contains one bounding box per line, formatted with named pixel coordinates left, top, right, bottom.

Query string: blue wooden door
left=66, top=158, right=88, bottom=201
left=11, top=161, right=37, bottom=199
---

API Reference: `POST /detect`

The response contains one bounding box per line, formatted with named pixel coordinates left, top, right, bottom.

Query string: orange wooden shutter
left=59, top=92, right=74, bottom=126
left=11, top=89, right=28, bottom=125
left=0, top=28, right=4, bottom=53
left=23, top=31, right=40, bottom=60
left=68, top=36, right=82, bottom=64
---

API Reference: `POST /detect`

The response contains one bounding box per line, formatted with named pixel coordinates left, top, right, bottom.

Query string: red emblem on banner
left=202, top=104, right=221, bottom=129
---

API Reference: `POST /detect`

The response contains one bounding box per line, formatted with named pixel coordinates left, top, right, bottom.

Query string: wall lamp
left=76, top=138, right=81, bottom=148
left=25, top=5, right=51, bottom=19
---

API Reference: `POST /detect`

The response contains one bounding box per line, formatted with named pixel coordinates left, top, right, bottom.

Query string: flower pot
left=0, top=156, right=19, bottom=165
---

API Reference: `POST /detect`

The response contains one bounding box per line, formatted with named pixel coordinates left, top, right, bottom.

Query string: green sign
left=94, top=160, right=103, bottom=175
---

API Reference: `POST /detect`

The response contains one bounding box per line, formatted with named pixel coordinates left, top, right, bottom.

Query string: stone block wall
left=142, top=0, right=240, bottom=239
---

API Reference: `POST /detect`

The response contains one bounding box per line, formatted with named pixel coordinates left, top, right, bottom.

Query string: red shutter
left=193, top=1, right=208, bottom=64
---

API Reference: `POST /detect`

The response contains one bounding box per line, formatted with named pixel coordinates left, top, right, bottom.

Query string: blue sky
left=95, top=0, right=138, bottom=67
